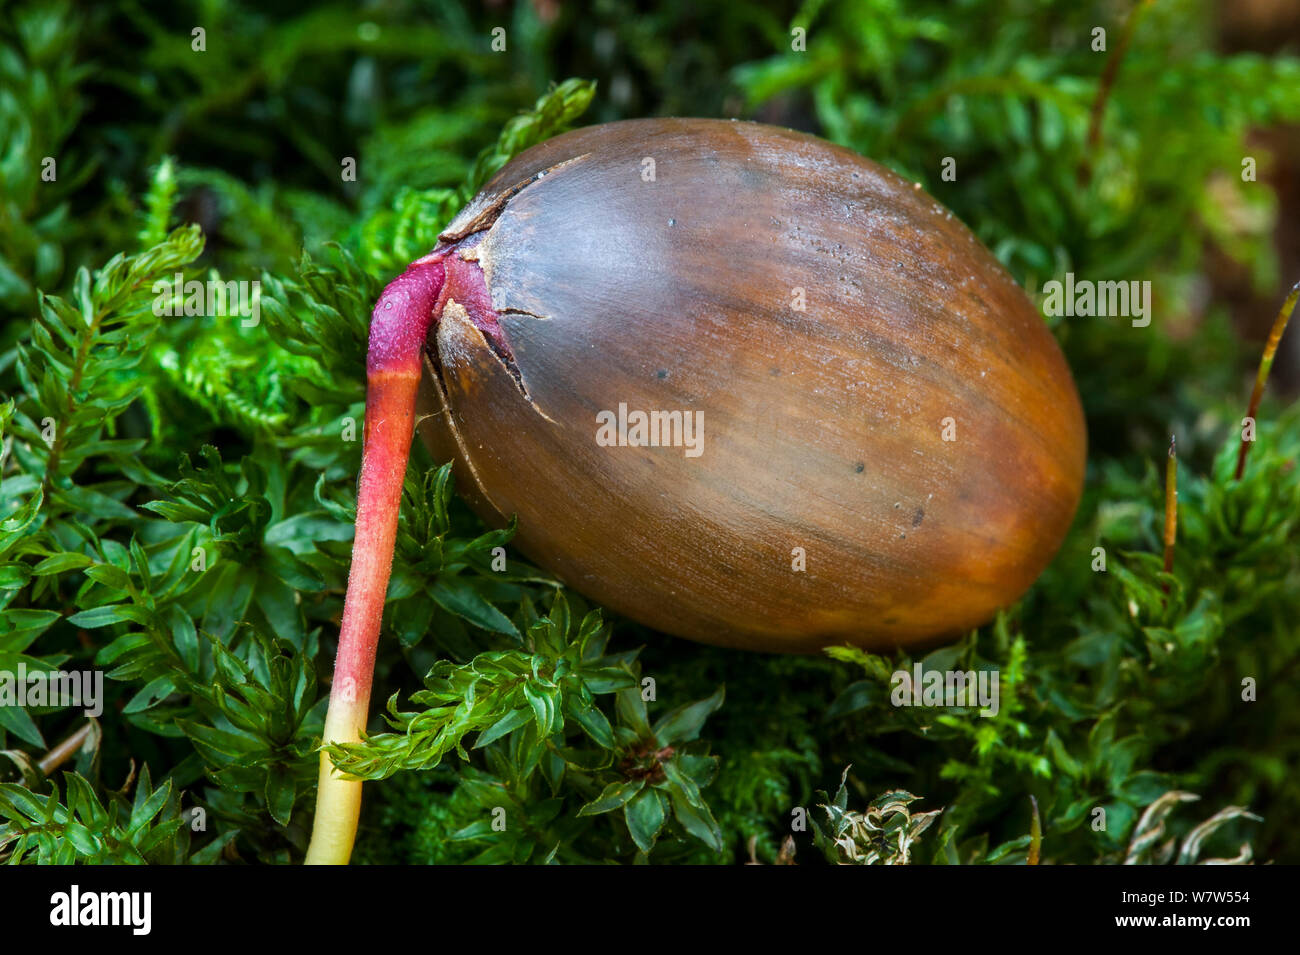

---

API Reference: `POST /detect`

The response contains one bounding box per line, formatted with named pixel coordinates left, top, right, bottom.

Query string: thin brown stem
left=1079, top=0, right=1156, bottom=186
left=1162, top=435, right=1177, bottom=590
left=37, top=721, right=95, bottom=777
left=1235, top=281, right=1300, bottom=480
left=1028, top=795, right=1042, bottom=865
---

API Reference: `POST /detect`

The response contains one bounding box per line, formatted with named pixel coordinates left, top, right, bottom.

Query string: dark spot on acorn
left=913, top=507, right=925, bottom=527
left=855, top=462, right=865, bottom=473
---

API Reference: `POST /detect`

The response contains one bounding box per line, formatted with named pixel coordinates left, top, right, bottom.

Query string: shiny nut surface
left=417, top=118, right=1087, bottom=653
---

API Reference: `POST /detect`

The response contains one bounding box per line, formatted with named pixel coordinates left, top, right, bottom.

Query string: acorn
left=306, top=118, right=1087, bottom=863
left=418, top=118, right=1086, bottom=650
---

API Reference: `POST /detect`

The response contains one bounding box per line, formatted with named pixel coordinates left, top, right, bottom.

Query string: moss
left=1, top=0, right=1297, bottom=864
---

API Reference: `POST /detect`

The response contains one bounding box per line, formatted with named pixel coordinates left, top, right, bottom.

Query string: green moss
left=1, top=0, right=1297, bottom=864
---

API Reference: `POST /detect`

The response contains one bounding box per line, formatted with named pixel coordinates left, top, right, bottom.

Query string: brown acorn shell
left=416, top=118, right=1087, bottom=653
